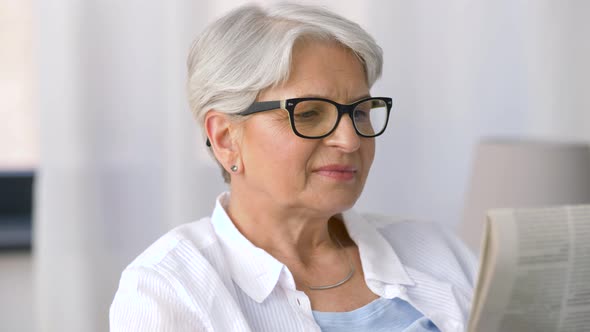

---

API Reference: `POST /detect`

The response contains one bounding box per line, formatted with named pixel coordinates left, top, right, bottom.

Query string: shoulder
left=127, top=217, right=217, bottom=268
left=361, top=213, right=478, bottom=288
left=110, top=217, right=228, bottom=331
left=117, top=216, right=230, bottom=296
left=358, top=213, right=478, bottom=328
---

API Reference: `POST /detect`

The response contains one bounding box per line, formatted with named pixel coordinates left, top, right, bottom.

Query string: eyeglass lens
left=292, top=99, right=388, bottom=137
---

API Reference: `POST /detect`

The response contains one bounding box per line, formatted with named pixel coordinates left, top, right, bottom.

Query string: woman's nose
left=323, top=115, right=361, bottom=152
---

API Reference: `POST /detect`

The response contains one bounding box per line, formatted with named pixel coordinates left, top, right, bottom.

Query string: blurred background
left=1, top=0, right=589, bottom=331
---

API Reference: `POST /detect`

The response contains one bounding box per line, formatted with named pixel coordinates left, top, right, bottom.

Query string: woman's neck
left=225, top=189, right=345, bottom=265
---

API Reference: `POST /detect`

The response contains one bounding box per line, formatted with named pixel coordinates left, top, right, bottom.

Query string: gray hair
left=187, top=2, right=383, bottom=183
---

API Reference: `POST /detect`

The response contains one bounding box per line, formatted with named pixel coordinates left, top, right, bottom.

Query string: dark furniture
left=0, top=171, right=34, bottom=250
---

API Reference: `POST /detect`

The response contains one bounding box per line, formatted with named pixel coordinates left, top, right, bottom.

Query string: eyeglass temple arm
left=238, top=100, right=283, bottom=115
left=206, top=100, right=284, bottom=146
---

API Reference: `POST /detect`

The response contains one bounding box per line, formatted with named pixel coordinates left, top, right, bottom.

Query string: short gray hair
left=187, top=2, right=383, bottom=183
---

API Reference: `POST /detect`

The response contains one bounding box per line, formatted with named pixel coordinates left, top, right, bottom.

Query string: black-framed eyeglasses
left=206, top=97, right=392, bottom=146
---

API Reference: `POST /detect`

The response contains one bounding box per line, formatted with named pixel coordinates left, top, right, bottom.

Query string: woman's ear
left=205, top=111, right=240, bottom=171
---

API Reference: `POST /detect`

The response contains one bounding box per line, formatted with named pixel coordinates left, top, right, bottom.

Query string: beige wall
left=0, top=0, right=37, bottom=169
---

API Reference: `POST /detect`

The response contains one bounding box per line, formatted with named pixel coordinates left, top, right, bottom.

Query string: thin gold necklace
left=306, top=232, right=355, bottom=291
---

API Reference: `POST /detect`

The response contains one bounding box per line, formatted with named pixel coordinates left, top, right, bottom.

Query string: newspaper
left=468, top=205, right=590, bottom=332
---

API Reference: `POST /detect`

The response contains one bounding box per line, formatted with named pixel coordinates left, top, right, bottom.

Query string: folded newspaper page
left=468, top=205, right=590, bottom=332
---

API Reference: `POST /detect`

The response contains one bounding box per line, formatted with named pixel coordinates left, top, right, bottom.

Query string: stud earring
left=230, top=165, right=238, bottom=172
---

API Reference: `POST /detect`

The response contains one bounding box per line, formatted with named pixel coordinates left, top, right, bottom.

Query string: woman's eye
left=296, top=110, right=320, bottom=120
left=354, top=110, right=369, bottom=122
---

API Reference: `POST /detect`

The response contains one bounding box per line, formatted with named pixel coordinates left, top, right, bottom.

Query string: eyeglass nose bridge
left=336, top=102, right=358, bottom=116
left=329, top=102, right=363, bottom=136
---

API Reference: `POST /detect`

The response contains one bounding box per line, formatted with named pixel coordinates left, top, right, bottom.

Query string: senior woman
left=110, top=3, right=476, bottom=332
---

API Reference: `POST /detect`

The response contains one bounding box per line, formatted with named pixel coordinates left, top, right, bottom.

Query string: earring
left=230, top=165, right=238, bottom=172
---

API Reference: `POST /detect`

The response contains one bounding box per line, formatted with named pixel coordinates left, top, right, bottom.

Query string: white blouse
left=110, top=193, right=477, bottom=332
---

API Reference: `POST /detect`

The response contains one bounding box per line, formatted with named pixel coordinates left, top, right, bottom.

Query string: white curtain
left=34, top=1, right=589, bottom=331
left=34, top=1, right=225, bottom=331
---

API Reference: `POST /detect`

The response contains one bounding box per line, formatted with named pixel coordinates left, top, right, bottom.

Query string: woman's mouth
left=314, top=165, right=358, bottom=181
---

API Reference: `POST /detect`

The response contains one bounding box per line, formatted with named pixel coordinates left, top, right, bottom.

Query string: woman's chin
left=311, top=190, right=362, bottom=215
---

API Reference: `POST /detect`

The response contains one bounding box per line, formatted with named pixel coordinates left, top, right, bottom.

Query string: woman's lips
left=314, top=165, right=358, bottom=181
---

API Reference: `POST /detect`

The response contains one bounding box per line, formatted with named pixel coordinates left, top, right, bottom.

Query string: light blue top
left=312, top=297, right=441, bottom=332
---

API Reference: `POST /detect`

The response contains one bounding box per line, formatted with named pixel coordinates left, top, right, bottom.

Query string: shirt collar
left=211, top=192, right=415, bottom=303
left=210, top=193, right=284, bottom=304
left=341, top=209, right=415, bottom=291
